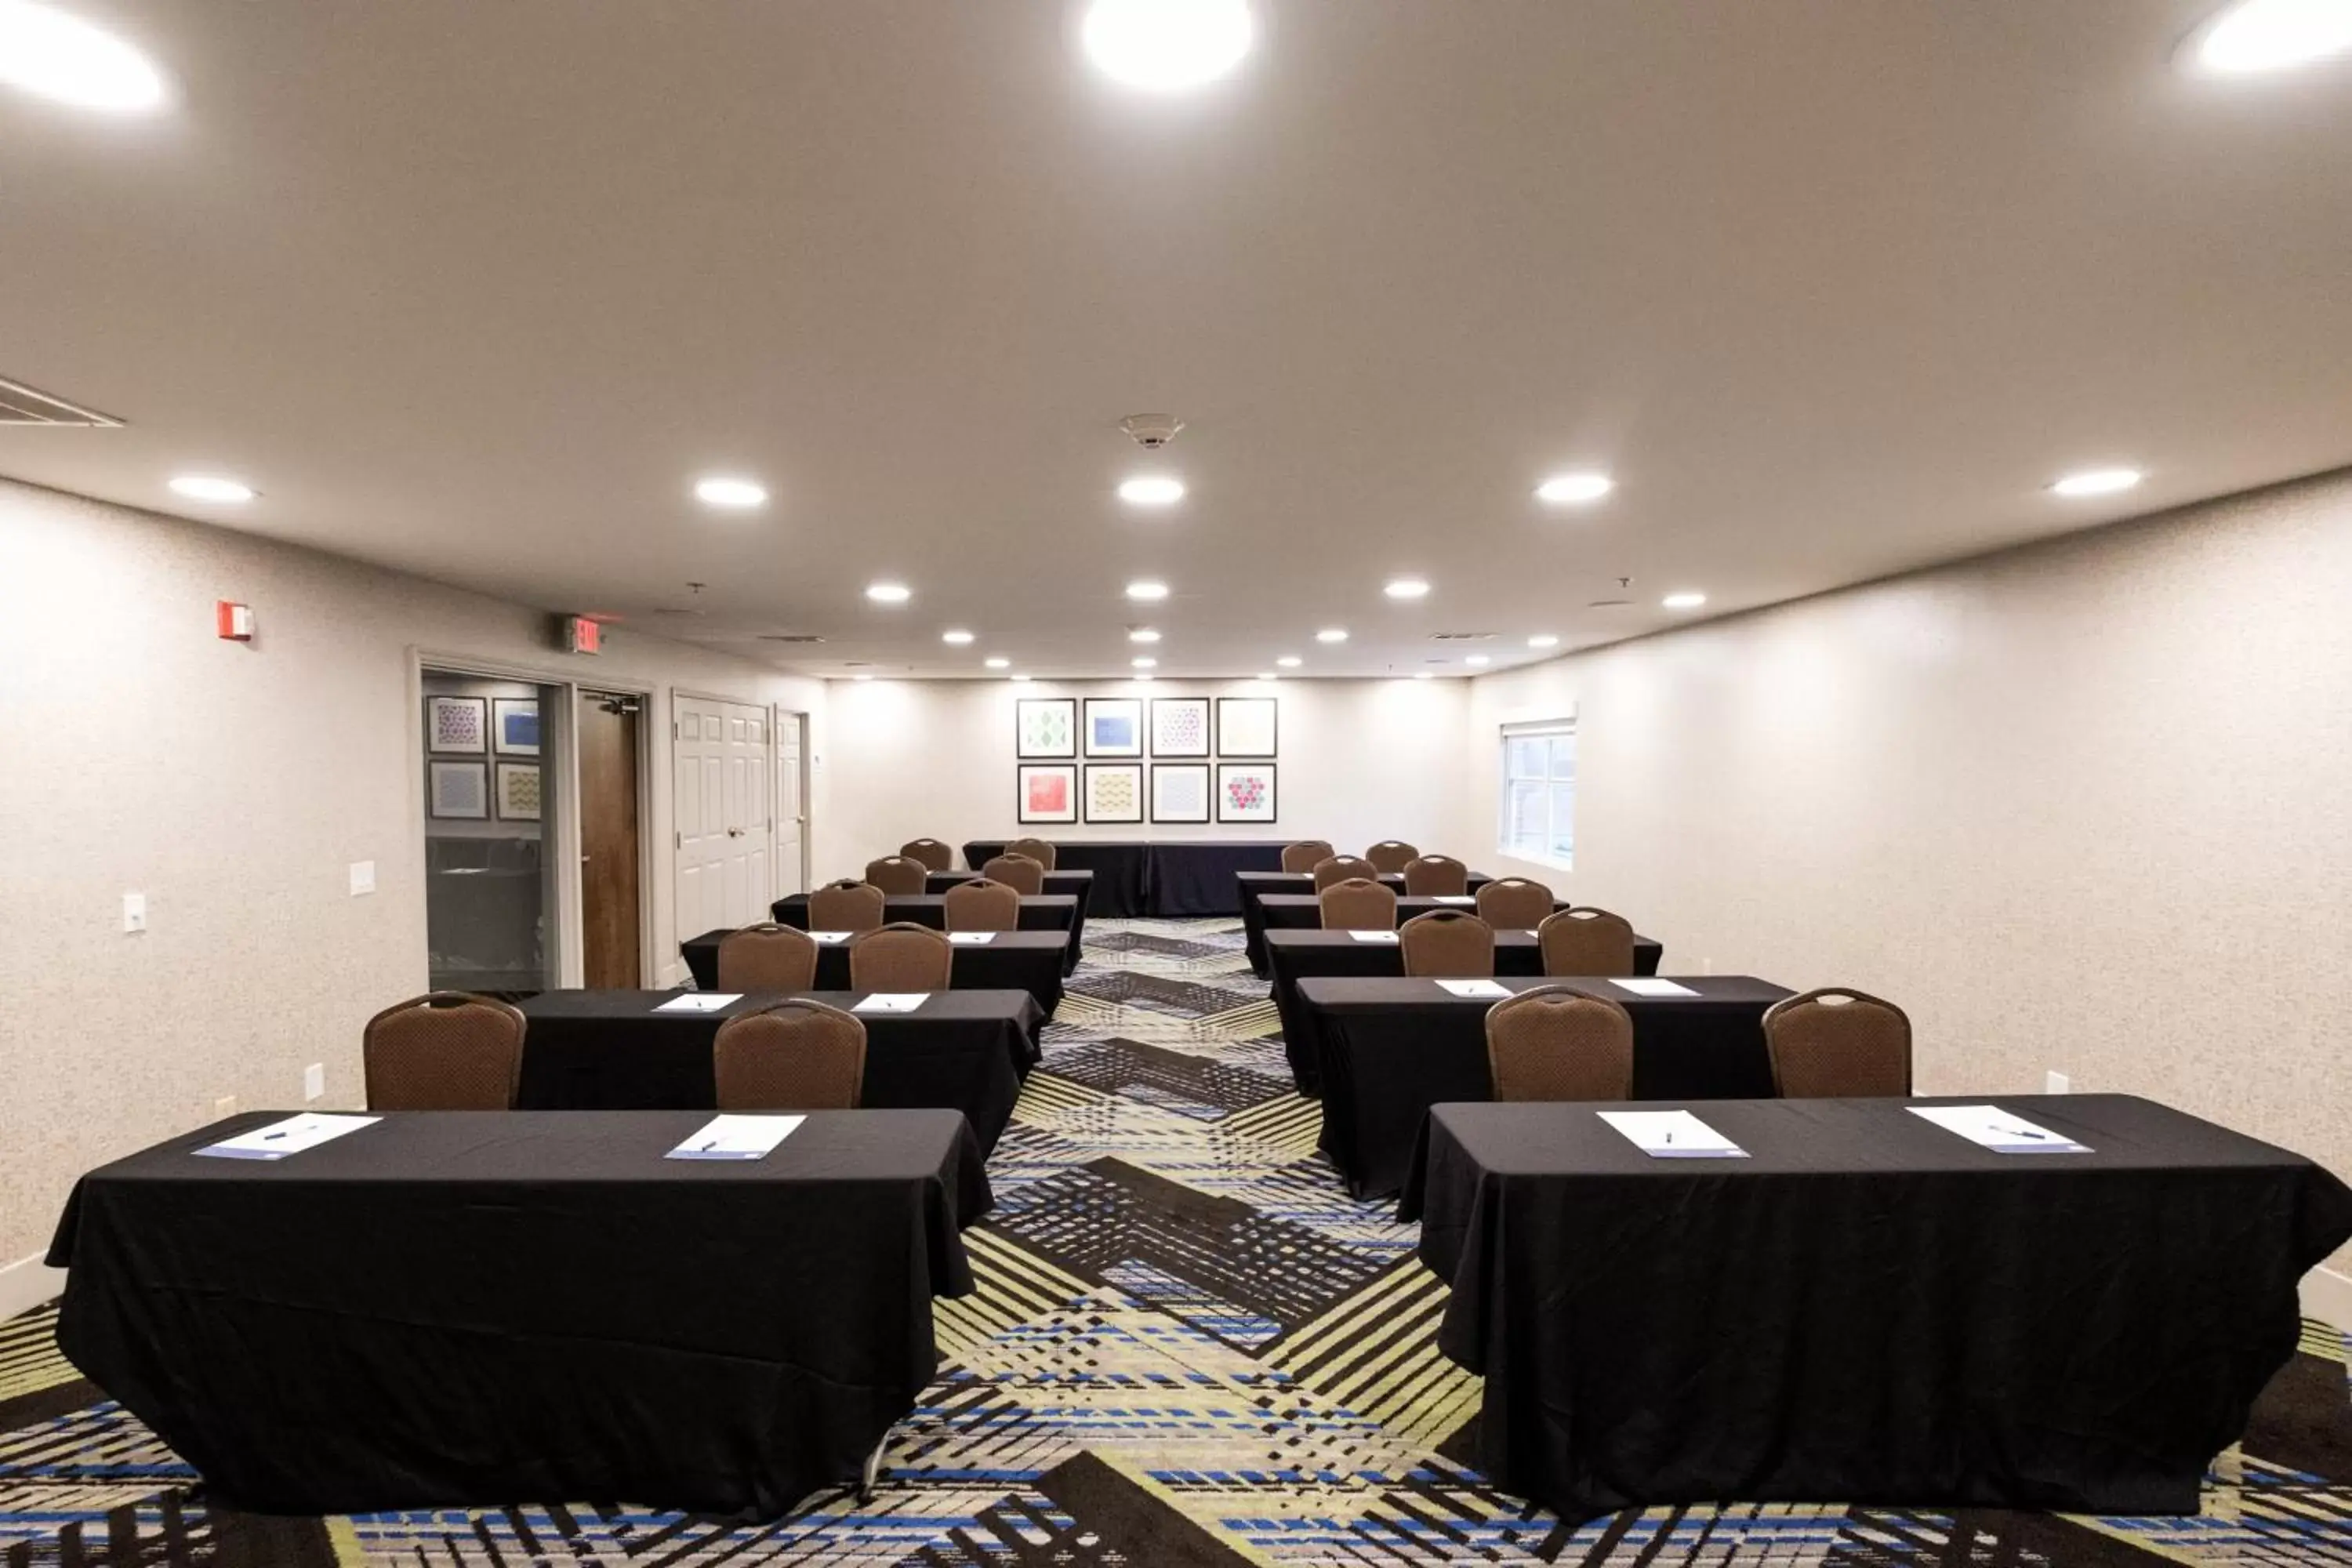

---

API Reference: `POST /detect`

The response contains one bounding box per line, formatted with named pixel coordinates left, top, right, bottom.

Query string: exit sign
left=562, top=615, right=602, bottom=655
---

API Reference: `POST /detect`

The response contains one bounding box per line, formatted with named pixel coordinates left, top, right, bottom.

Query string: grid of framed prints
left=1083, top=763, right=1144, bottom=823
left=428, top=691, right=542, bottom=822
left=1218, top=762, right=1277, bottom=824
left=1018, top=763, right=1079, bottom=824
left=1014, top=691, right=1276, bottom=825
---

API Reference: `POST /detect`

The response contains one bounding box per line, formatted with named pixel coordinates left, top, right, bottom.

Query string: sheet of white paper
left=1597, top=1109, right=1749, bottom=1159
left=196, top=1112, right=380, bottom=1161
left=1436, top=978, right=1512, bottom=998
left=1609, top=978, right=1700, bottom=998
left=949, top=931, right=997, bottom=945
left=666, top=1113, right=804, bottom=1161
left=1908, top=1104, right=2090, bottom=1154
left=1431, top=895, right=1477, bottom=906
left=855, top=993, right=928, bottom=1014
left=655, top=992, right=741, bottom=1012
left=807, top=931, right=851, bottom=944
left=1346, top=930, right=1400, bottom=944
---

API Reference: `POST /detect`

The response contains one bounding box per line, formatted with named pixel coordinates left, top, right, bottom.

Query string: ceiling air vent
left=758, top=633, right=827, bottom=644
left=0, top=375, right=123, bottom=427
left=1428, top=631, right=1497, bottom=642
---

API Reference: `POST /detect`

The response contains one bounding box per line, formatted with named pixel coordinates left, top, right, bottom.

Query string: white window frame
left=1497, top=718, right=1577, bottom=871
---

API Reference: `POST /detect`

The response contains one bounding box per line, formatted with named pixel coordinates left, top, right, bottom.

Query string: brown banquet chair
left=808, top=879, right=887, bottom=934
left=1537, top=906, right=1638, bottom=978
left=944, top=877, right=1021, bottom=932
left=1475, top=876, right=1556, bottom=929
left=982, top=853, right=1045, bottom=897
left=1364, top=840, right=1420, bottom=875
left=713, top=999, right=866, bottom=1111
left=850, top=922, right=953, bottom=991
left=863, top=855, right=928, bottom=896
left=1318, top=877, right=1398, bottom=932
left=1007, top=837, right=1058, bottom=872
left=1486, top=985, right=1635, bottom=1102
left=1762, top=988, right=1914, bottom=1098
left=363, top=991, right=527, bottom=1111
left=1402, top=854, right=1470, bottom=897
left=899, top=837, right=954, bottom=873
left=1312, top=855, right=1378, bottom=891
left=1400, top=909, right=1496, bottom=978
left=1281, top=840, right=1336, bottom=874
left=716, top=923, right=818, bottom=992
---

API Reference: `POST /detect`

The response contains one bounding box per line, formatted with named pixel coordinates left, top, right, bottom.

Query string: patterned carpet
left=5, top=916, right=2350, bottom=1566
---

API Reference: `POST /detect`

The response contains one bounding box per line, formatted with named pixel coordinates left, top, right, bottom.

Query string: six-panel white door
left=673, top=695, right=773, bottom=937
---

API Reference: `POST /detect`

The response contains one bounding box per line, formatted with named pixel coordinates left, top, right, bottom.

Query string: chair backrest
left=1281, top=839, right=1337, bottom=874
left=1006, top=836, right=1058, bottom=871
left=850, top=921, right=953, bottom=992
left=712, top=999, right=866, bottom=1111
left=808, top=879, right=887, bottom=933
left=1400, top=909, right=1496, bottom=977
left=362, top=991, right=527, bottom=1111
left=1475, top=876, right=1556, bottom=928
left=1402, top=854, right=1470, bottom=897
left=943, top=877, right=1021, bottom=932
left=1319, top=877, right=1399, bottom=932
left=1312, top=855, right=1379, bottom=891
left=899, top=837, right=953, bottom=872
left=1485, top=985, right=1635, bottom=1102
left=1762, top=989, right=1913, bottom=1098
left=716, top=922, right=818, bottom=993
left=864, top=855, right=928, bottom=895
left=982, top=853, right=1045, bottom=896
left=1364, top=840, right=1421, bottom=875
left=1537, top=906, right=1638, bottom=978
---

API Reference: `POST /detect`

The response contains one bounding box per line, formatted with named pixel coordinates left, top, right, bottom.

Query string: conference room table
left=1300, top=974, right=1791, bottom=1198
left=960, top=839, right=1292, bottom=917
left=1399, top=1094, right=2352, bottom=1525
left=1236, top=871, right=1496, bottom=975
left=682, top=927, right=1068, bottom=1020
left=48, top=1109, right=991, bottom=1518
left=771, top=892, right=1083, bottom=975
left=1264, top=927, right=1664, bottom=1094
left=517, top=989, right=1043, bottom=1154
left=927, top=869, right=1094, bottom=954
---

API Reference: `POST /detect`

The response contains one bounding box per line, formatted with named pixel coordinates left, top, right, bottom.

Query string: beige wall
left=1460, top=469, right=2352, bottom=1289
left=0, top=478, right=824, bottom=1276
left=817, top=676, right=1473, bottom=880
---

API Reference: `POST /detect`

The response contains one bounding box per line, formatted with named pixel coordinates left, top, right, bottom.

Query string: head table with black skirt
left=960, top=840, right=1295, bottom=917
left=47, top=1109, right=991, bottom=1519
left=517, top=989, right=1043, bottom=1154
left=1399, top=1094, right=2352, bottom=1526
left=1300, top=974, right=1792, bottom=1199
left=772, top=893, right=1083, bottom=976
left=681, top=927, right=1069, bottom=1020
left=1235, top=870, right=1496, bottom=976
left=1264, top=926, right=1664, bottom=1094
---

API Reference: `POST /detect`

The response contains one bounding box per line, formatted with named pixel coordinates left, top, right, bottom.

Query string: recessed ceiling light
left=1011, top=673, right=1034, bottom=684
left=1125, top=579, right=1170, bottom=601
left=1527, top=633, right=1559, bottom=648
left=1535, top=472, right=1614, bottom=506
left=2188, top=0, right=2352, bottom=72
left=1256, top=673, right=1277, bottom=682
left=1082, top=0, right=1254, bottom=91
left=0, top=0, right=167, bottom=112
left=941, top=629, right=975, bottom=645
left=1414, top=671, right=1436, bottom=681
left=851, top=673, right=874, bottom=682
left=1385, top=578, right=1431, bottom=600
left=1276, top=655, right=1301, bottom=668
left=1133, top=673, right=1156, bottom=682
left=866, top=582, right=912, bottom=604
left=1662, top=591, right=1708, bottom=611
left=985, top=657, right=1011, bottom=670
left=1131, top=656, right=1158, bottom=669
left=693, top=476, right=767, bottom=510
left=1316, top=628, right=1348, bottom=644
left=2049, top=467, right=2143, bottom=497
left=169, top=474, right=256, bottom=503
left=1465, top=655, right=1491, bottom=666
left=1128, top=628, right=1161, bottom=644
left=1117, top=476, right=1185, bottom=507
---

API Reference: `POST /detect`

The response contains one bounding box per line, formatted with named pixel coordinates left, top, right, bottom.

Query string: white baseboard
left=2304, top=1263, right=2352, bottom=1337
left=0, top=1251, right=65, bottom=1323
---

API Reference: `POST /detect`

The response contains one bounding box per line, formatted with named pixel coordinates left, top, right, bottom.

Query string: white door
left=675, top=695, right=773, bottom=935
left=776, top=713, right=808, bottom=896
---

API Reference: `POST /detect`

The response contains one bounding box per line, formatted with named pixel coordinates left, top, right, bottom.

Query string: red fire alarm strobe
left=216, top=601, right=254, bottom=641
left=563, top=614, right=602, bottom=655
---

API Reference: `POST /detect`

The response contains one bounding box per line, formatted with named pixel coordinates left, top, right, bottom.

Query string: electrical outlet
left=2045, top=1069, right=2071, bottom=1094
left=348, top=860, right=376, bottom=896
left=212, top=1094, right=238, bottom=1119
left=122, top=892, right=147, bottom=933
left=304, top=1063, right=325, bottom=1102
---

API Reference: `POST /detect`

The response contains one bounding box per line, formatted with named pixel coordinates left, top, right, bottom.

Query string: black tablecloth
left=1399, top=1094, right=2352, bottom=1524
left=1301, top=975, right=1791, bottom=1198
left=960, top=840, right=1294, bottom=916
left=49, top=1109, right=991, bottom=1518
left=517, top=989, right=1040, bottom=1153
left=964, top=840, right=1148, bottom=916
left=773, top=893, right=1081, bottom=975
left=927, top=870, right=1094, bottom=956
left=682, top=927, right=1067, bottom=1019
left=1265, top=928, right=1665, bottom=1094
left=1237, top=871, right=1494, bottom=975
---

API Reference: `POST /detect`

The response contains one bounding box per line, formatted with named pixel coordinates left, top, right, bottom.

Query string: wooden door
left=578, top=692, right=642, bottom=987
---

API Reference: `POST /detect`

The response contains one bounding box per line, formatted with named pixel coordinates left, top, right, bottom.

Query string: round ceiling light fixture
left=866, top=582, right=912, bottom=604
left=1662, top=591, right=1708, bottom=611
left=169, top=474, right=256, bottom=503
left=0, top=0, right=166, bottom=112
left=1384, top=578, right=1431, bottom=600
left=1535, top=471, right=1614, bottom=506
left=2187, top=0, right=2352, bottom=73
left=1526, top=633, right=1559, bottom=648
left=1128, top=627, right=1161, bottom=643
left=1275, top=655, right=1301, bottom=667
left=693, top=476, right=767, bottom=510
left=1315, top=627, right=1348, bottom=644
left=1082, top=0, right=1254, bottom=90
left=2048, top=467, right=2143, bottom=497
left=1117, top=476, right=1185, bottom=507
left=1125, top=579, right=1170, bottom=601
left=941, top=629, right=975, bottom=645
left=984, top=656, right=1011, bottom=670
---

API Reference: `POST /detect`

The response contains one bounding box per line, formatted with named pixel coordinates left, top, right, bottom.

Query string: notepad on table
left=806, top=931, right=852, bottom=944
left=1609, top=978, right=1699, bottom=998
left=197, top=1112, right=379, bottom=1161
left=1436, top=978, right=1511, bottom=999
left=1597, top=1109, right=1748, bottom=1159
left=855, top=993, right=928, bottom=1014
left=1431, top=895, right=1477, bottom=906
left=949, top=931, right=997, bottom=945
left=656, top=992, right=740, bottom=1012
left=1346, top=930, right=1400, bottom=944
left=1908, top=1105, right=2089, bottom=1154
left=666, top=1114, right=804, bottom=1161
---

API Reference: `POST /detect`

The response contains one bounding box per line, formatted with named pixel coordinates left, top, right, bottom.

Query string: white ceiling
left=4, top=1, right=2350, bottom=680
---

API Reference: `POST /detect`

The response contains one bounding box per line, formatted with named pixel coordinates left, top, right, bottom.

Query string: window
left=1498, top=720, right=1576, bottom=869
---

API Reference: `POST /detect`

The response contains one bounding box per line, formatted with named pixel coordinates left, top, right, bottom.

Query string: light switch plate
left=122, top=892, right=147, bottom=933
left=304, top=1063, right=325, bottom=1102
left=212, top=1094, right=238, bottom=1119
left=348, top=860, right=376, bottom=896
left=2045, top=1069, right=2071, bottom=1094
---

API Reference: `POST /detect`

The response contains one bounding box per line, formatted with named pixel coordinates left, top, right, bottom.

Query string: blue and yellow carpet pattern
left=3, top=917, right=2349, bottom=1565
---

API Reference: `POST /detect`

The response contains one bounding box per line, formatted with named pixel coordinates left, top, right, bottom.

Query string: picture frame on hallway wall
left=1215, top=695, right=1278, bottom=758
left=1018, top=764, right=1079, bottom=824
left=495, top=762, right=542, bottom=822
left=429, top=760, right=488, bottom=819
left=426, top=695, right=488, bottom=754
left=1083, top=697, right=1144, bottom=758
left=1016, top=697, right=1078, bottom=759
left=492, top=697, right=540, bottom=757
left=1217, top=763, right=1277, bottom=825
left=1151, top=763, right=1210, bottom=824
left=1084, top=764, right=1145, bottom=824
left=1150, top=696, right=1210, bottom=757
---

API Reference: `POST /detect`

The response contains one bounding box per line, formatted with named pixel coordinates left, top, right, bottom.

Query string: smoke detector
left=1119, top=413, right=1185, bottom=449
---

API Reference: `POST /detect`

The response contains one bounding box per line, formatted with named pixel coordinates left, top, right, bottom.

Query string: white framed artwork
left=430, top=760, right=488, bottom=819
left=1017, top=698, right=1078, bottom=759
left=1084, top=764, right=1145, bottom=824
left=1151, top=763, right=1210, bottom=824
left=495, top=762, right=542, bottom=822
left=426, top=695, right=488, bottom=754
left=1083, top=698, right=1144, bottom=758
left=1215, top=695, right=1278, bottom=758
left=1150, top=697, right=1210, bottom=757
left=492, top=697, right=540, bottom=757
left=1217, top=762, right=1277, bottom=824
left=1018, top=764, right=1080, bottom=824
